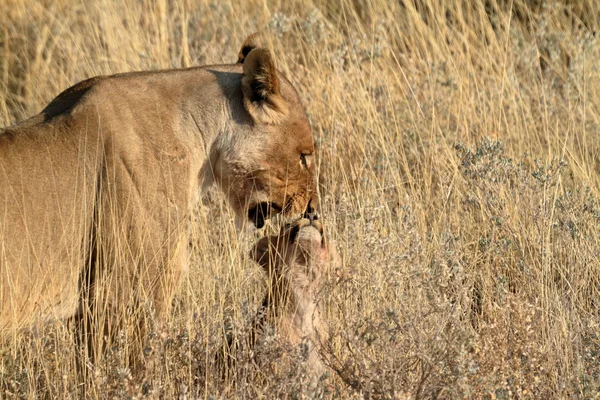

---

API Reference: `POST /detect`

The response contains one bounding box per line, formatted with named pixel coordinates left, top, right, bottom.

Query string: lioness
left=248, top=217, right=339, bottom=379
left=0, top=35, right=317, bottom=360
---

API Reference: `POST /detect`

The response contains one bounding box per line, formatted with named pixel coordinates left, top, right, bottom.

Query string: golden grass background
left=2, top=0, right=600, bottom=398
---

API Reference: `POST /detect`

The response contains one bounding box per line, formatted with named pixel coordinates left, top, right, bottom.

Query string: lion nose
left=303, top=198, right=319, bottom=222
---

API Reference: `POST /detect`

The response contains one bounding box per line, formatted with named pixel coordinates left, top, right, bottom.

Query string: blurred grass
left=2, top=0, right=600, bottom=398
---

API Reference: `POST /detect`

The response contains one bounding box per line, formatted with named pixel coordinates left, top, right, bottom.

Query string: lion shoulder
left=41, top=76, right=106, bottom=121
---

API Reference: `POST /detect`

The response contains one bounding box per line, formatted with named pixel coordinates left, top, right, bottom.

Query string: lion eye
left=300, top=153, right=313, bottom=169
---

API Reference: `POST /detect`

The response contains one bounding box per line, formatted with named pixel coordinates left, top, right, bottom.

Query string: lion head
left=205, top=35, right=318, bottom=228
left=252, top=217, right=338, bottom=293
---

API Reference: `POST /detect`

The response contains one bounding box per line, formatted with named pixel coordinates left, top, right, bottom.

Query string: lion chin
left=0, top=33, right=317, bottom=367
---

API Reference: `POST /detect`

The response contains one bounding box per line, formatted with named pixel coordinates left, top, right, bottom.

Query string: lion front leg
left=80, top=150, right=192, bottom=372
left=79, top=216, right=189, bottom=376
left=103, top=215, right=188, bottom=369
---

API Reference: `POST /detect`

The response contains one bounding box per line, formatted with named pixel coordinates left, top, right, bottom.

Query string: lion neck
left=254, top=272, right=324, bottom=347
left=174, top=66, right=253, bottom=195
left=248, top=260, right=328, bottom=378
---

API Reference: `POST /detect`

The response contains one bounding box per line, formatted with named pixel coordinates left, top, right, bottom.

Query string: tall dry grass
left=1, top=0, right=600, bottom=398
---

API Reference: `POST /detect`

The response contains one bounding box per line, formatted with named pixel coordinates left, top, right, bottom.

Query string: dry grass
left=2, top=0, right=600, bottom=398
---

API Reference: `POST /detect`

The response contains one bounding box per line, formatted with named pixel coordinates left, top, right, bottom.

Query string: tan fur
left=251, top=218, right=340, bottom=378
left=242, top=48, right=289, bottom=124
left=0, top=35, right=317, bottom=361
left=237, top=32, right=263, bottom=64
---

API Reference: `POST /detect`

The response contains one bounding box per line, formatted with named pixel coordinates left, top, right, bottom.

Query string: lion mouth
left=248, top=202, right=282, bottom=229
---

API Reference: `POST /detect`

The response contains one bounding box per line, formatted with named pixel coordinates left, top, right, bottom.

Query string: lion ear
left=237, top=32, right=262, bottom=64
left=241, top=48, right=288, bottom=124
